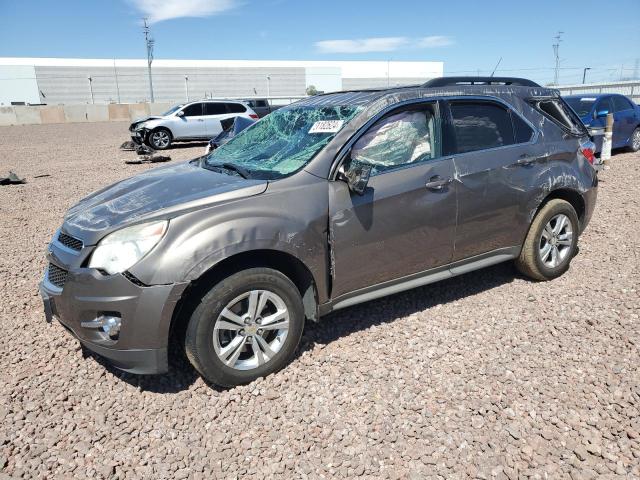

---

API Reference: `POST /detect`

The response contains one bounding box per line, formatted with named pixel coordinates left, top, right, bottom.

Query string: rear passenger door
left=444, top=99, right=538, bottom=261
left=203, top=102, right=249, bottom=137
left=203, top=102, right=229, bottom=138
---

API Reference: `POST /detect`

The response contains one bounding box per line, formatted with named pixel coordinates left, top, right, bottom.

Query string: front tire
left=147, top=128, right=172, bottom=150
left=516, top=199, right=579, bottom=281
left=184, top=268, right=305, bottom=387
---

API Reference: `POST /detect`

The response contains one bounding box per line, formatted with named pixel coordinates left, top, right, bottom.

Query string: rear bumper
left=40, top=264, right=187, bottom=375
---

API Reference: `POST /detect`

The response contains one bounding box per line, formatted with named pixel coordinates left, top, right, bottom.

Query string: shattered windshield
left=564, top=97, right=595, bottom=117
left=163, top=104, right=184, bottom=116
left=204, top=105, right=362, bottom=179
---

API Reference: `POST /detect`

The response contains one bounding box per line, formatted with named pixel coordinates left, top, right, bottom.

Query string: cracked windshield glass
left=205, top=105, right=362, bottom=178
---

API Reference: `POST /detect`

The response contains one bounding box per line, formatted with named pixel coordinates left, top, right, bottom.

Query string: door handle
left=425, top=175, right=453, bottom=190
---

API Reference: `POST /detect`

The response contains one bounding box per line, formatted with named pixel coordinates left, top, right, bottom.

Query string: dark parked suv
left=40, top=77, right=598, bottom=387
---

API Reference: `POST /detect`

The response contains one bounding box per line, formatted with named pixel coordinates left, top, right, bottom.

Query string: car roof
left=295, top=83, right=559, bottom=109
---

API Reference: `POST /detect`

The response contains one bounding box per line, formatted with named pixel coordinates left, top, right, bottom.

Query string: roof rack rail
left=423, top=77, right=541, bottom=88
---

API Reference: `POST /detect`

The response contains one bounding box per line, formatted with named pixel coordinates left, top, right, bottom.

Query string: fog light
left=80, top=314, right=121, bottom=341
left=102, top=316, right=121, bottom=339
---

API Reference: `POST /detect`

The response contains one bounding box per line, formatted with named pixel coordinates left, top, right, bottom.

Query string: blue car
left=563, top=94, right=640, bottom=153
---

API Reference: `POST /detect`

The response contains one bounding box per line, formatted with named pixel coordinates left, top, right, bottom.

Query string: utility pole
left=88, top=76, right=94, bottom=104
left=552, top=31, right=563, bottom=85
left=582, top=67, right=591, bottom=84
left=113, top=59, right=121, bottom=103
left=143, top=18, right=155, bottom=103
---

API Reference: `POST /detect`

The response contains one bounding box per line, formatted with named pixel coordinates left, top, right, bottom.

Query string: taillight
left=249, top=114, right=259, bottom=119
left=579, top=141, right=596, bottom=165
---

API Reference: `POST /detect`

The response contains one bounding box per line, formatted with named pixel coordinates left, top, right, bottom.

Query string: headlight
left=88, top=221, right=167, bottom=275
left=135, top=123, right=148, bottom=131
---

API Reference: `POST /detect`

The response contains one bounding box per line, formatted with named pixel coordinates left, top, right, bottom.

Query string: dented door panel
left=328, top=158, right=457, bottom=298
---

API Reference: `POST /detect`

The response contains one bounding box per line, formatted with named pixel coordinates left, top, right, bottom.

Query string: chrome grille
left=47, top=263, right=68, bottom=289
left=58, top=232, right=83, bottom=251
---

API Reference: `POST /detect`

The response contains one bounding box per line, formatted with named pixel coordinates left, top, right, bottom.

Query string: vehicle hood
left=63, top=160, right=268, bottom=245
left=130, top=116, right=163, bottom=129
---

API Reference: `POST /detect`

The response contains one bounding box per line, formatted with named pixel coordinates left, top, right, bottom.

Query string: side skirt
left=319, top=246, right=520, bottom=315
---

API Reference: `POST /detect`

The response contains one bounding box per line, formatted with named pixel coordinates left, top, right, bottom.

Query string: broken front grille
left=58, top=232, right=83, bottom=251
left=47, top=263, right=69, bottom=289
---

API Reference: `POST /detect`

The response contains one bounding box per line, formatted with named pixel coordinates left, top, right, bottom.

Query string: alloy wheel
left=151, top=131, right=170, bottom=148
left=633, top=129, right=640, bottom=151
left=538, top=213, right=573, bottom=268
left=213, top=290, right=290, bottom=370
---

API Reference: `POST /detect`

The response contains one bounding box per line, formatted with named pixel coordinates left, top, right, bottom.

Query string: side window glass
left=204, top=103, right=226, bottom=115
left=450, top=102, right=514, bottom=153
left=596, top=97, right=613, bottom=115
left=182, top=103, right=203, bottom=117
left=613, top=96, right=632, bottom=112
left=512, top=112, right=534, bottom=144
left=351, top=105, right=439, bottom=176
left=226, top=103, right=247, bottom=113
left=257, top=100, right=268, bottom=108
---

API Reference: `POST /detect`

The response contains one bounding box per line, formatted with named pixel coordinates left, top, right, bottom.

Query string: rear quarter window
left=532, top=98, right=586, bottom=135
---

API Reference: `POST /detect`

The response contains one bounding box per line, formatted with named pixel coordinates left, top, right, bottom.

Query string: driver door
left=328, top=101, right=457, bottom=298
left=173, top=103, right=207, bottom=139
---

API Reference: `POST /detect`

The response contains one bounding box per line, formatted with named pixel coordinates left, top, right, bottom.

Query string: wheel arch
left=168, top=249, right=319, bottom=348
left=534, top=188, right=586, bottom=227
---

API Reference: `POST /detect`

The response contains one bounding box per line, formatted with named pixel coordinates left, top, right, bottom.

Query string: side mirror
left=595, top=110, right=609, bottom=119
left=339, top=159, right=372, bottom=196
left=176, top=111, right=185, bottom=117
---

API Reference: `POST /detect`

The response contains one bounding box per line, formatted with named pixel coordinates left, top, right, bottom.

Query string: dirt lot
left=1, top=122, right=639, bottom=479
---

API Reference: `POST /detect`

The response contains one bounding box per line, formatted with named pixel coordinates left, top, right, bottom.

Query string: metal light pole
left=552, top=31, right=563, bottom=85
left=266, top=75, right=271, bottom=97
left=582, top=67, right=591, bottom=84
left=88, top=76, right=94, bottom=104
left=184, top=76, right=189, bottom=102
left=113, top=59, right=121, bottom=103
left=143, top=18, right=155, bottom=103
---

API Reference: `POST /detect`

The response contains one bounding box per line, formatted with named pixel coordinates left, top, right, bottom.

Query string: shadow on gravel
left=84, top=261, right=519, bottom=393
left=82, top=342, right=203, bottom=394
left=298, top=261, right=519, bottom=355
left=165, top=141, right=209, bottom=150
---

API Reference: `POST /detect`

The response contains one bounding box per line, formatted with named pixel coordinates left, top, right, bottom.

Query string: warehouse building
left=0, top=58, right=444, bottom=105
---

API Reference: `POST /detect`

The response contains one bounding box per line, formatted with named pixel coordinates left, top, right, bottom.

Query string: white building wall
left=0, top=58, right=444, bottom=105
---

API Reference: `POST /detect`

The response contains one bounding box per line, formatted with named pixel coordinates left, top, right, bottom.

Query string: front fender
left=128, top=175, right=331, bottom=301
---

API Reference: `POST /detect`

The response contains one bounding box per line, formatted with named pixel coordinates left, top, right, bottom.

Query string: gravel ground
left=1, top=122, right=639, bottom=479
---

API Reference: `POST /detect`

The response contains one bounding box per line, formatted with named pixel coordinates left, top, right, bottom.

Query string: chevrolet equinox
left=41, top=77, right=598, bottom=387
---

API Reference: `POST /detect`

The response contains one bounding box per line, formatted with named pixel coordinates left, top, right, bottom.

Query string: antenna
left=143, top=18, right=155, bottom=102
left=489, top=57, right=502, bottom=77
left=552, top=31, right=563, bottom=85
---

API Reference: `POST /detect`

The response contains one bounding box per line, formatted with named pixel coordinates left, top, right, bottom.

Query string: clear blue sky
left=1, top=0, right=638, bottom=85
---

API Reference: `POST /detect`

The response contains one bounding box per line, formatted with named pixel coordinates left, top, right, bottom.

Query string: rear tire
left=627, top=126, right=640, bottom=152
left=184, top=268, right=305, bottom=388
left=516, top=199, right=579, bottom=281
left=147, top=128, right=172, bottom=150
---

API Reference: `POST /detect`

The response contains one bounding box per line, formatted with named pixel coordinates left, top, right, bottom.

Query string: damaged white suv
left=129, top=100, right=259, bottom=150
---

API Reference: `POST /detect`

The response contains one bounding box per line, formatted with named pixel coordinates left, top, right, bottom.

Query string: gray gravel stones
left=1, top=122, right=639, bottom=479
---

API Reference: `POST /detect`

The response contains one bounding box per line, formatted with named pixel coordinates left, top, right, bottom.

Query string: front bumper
left=130, top=130, right=146, bottom=145
left=40, top=261, right=187, bottom=375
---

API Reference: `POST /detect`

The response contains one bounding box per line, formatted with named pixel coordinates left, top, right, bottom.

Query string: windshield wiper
left=205, top=162, right=251, bottom=179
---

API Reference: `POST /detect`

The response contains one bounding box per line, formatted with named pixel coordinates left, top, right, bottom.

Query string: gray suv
left=41, top=77, right=598, bottom=387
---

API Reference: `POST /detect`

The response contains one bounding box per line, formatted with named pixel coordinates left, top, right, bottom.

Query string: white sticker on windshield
left=309, top=120, right=344, bottom=134
left=580, top=97, right=597, bottom=101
